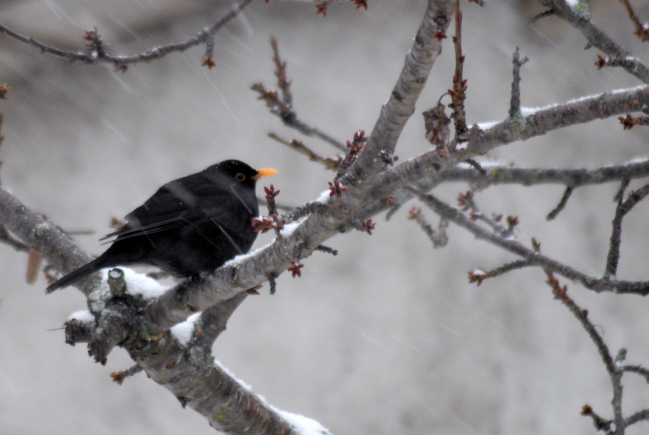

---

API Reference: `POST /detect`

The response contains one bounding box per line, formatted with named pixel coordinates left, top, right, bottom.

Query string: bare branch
left=538, top=0, right=649, bottom=83
left=408, top=207, right=449, bottom=248
left=253, top=40, right=347, bottom=152
left=508, top=47, right=528, bottom=119
left=449, top=0, right=468, bottom=138
left=543, top=270, right=624, bottom=434
left=405, top=186, right=649, bottom=295
left=267, top=133, right=340, bottom=170
left=605, top=182, right=649, bottom=279
left=619, top=0, right=649, bottom=41
left=546, top=186, right=574, bottom=220
left=368, top=87, right=649, bottom=206
left=0, top=0, right=253, bottom=67
left=468, top=260, right=532, bottom=286
left=625, top=409, right=649, bottom=427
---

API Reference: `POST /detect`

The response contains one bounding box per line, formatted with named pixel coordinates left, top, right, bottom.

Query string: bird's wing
left=100, top=180, right=232, bottom=242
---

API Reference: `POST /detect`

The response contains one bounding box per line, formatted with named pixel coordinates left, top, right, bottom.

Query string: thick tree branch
left=365, top=86, right=649, bottom=205
left=0, top=187, right=95, bottom=295
left=340, top=0, right=455, bottom=188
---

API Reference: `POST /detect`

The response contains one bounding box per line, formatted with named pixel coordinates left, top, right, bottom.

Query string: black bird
left=46, top=160, right=277, bottom=293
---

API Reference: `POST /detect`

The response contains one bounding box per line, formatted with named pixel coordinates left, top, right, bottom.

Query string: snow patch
left=214, top=360, right=253, bottom=392
left=273, top=408, right=332, bottom=435
left=626, top=156, right=649, bottom=165
left=211, top=358, right=332, bottom=435
left=69, top=310, right=95, bottom=323
left=170, top=312, right=202, bottom=345
left=223, top=240, right=275, bottom=267
left=476, top=120, right=499, bottom=130
left=103, top=267, right=169, bottom=299
left=315, top=189, right=331, bottom=203
left=280, top=216, right=309, bottom=238
left=456, top=161, right=501, bottom=169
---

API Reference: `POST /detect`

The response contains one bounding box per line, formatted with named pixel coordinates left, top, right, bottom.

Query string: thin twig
left=267, top=133, right=340, bottom=170
left=449, top=0, right=468, bottom=138
left=543, top=270, right=624, bottom=434
left=605, top=181, right=649, bottom=279
left=622, top=365, right=649, bottom=383
left=620, top=0, right=649, bottom=41
left=110, top=365, right=143, bottom=385
left=467, top=260, right=532, bottom=286
left=546, top=186, right=574, bottom=220
left=509, top=47, right=529, bottom=119
left=625, top=409, right=649, bottom=426
left=529, top=10, right=555, bottom=24
left=253, top=39, right=347, bottom=152
left=408, top=207, right=448, bottom=248
left=315, top=245, right=338, bottom=256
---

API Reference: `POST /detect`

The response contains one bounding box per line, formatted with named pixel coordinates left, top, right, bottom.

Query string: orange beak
left=252, top=168, right=278, bottom=180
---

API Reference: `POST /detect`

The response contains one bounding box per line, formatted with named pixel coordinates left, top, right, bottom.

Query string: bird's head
left=207, top=160, right=277, bottom=189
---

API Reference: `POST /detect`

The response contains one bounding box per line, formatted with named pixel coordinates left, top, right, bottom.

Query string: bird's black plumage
left=46, top=160, right=276, bottom=293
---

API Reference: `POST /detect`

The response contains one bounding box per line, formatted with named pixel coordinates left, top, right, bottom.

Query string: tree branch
left=0, top=0, right=253, bottom=67
left=405, top=186, right=649, bottom=295
left=537, top=0, right=649, bottom=83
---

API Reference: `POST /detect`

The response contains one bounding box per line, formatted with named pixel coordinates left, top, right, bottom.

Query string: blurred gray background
left=1, top=0, right=649, bottom=434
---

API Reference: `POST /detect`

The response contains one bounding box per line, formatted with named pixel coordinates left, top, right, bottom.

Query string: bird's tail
left=46, top=257, right=108, bottom=293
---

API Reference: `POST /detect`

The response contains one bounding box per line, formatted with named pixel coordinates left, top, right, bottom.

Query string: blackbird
left=46, top=160, right=277, bottom=293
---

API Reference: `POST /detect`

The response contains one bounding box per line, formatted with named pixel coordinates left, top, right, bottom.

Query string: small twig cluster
left=457, top=190, right=518, bottom=238
left=336, top=130, right=368, bottom=179
left=253, top=38, right=347, bottom=152
left=407, top=207, right=448, bottom=248
left=251, top=184, right=285, bottom=235
left=328, top=179, right=347, bottom=198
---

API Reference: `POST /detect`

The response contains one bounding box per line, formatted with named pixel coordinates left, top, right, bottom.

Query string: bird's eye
left=236, top=173, right=245, bottom=182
